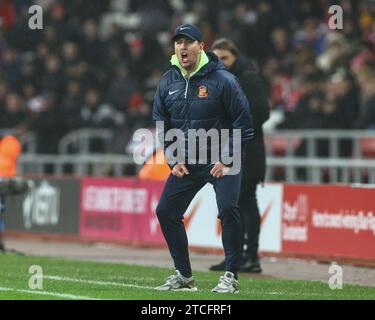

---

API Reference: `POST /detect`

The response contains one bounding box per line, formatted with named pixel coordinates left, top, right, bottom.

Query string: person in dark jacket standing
left=210, top=38, right=270, bottom=273
left=153, top=24, right=254, bottom=293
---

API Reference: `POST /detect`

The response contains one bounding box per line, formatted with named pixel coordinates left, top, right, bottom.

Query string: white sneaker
left=211, top=271, right=239, bottom=293
left=155, top=270, right=198, bottom=291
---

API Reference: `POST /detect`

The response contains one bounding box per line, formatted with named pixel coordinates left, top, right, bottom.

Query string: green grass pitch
left=0, top=253, right=374, bottom=300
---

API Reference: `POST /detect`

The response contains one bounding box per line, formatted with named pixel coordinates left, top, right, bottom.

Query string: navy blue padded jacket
left=152, top=52, right=254, bottom=168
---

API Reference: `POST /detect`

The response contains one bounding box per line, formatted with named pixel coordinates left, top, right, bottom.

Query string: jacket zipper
left=184, top=76, right=191, bottom=142
left=184, top=76, right=190, bottom=99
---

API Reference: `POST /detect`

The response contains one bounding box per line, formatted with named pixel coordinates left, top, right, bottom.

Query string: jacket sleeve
left=221, top=75, right=254, bottom=166
left=222, top=76, right=254, bottom=142
left=152, top=83, right=176, bottom=169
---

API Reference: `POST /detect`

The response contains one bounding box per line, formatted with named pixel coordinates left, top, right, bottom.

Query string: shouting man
left=153, top=24, right=253, bottom=293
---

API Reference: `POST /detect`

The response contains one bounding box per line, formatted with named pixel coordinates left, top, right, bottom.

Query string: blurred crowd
left=0, top=0, right=375, bottom=154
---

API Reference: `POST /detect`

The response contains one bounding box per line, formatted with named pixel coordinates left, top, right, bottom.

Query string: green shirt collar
left=170, top=51, right=209, bottom=78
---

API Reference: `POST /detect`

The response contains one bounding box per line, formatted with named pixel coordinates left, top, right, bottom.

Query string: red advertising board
left=282, top=184, right=375, bottom=260
left=79, top=177, right=166, bottom=245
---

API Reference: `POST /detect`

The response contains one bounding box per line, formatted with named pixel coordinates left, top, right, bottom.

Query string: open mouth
left=181, top=52, right=188, bottom=63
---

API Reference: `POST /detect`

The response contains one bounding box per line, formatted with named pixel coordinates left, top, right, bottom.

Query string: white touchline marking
left=267, top=291, right=284, bottom=295
left=42, top=276, right=323, bottom=296
left=44, top=275, right=154, bottom=290
left=0, top=286, right=101, bottom=300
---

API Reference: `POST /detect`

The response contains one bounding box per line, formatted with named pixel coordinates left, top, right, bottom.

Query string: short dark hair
left=211, top=38, right=238, bottom=56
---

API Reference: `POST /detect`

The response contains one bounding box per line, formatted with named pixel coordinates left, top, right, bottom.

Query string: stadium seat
left=360, top=137, right=375, bottom=158
left=265, top=135, right=302, bottom=156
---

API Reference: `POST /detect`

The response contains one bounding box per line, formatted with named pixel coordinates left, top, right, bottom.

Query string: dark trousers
left=239, top=178, right=260, bottom=260
left=156, top=165, right=242, bottom=278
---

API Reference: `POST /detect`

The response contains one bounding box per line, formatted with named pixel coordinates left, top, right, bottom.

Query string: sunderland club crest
left=197, top=85, right=209, bottom=98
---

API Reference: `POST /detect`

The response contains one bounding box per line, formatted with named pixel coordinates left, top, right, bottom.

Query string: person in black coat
left=210, top=38, right=270, bottom=273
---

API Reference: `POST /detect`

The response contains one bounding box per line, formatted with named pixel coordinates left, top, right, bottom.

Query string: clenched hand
left=210, top=161, right=229, bottom=178
left=172, top=164, right=190, bottom=178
